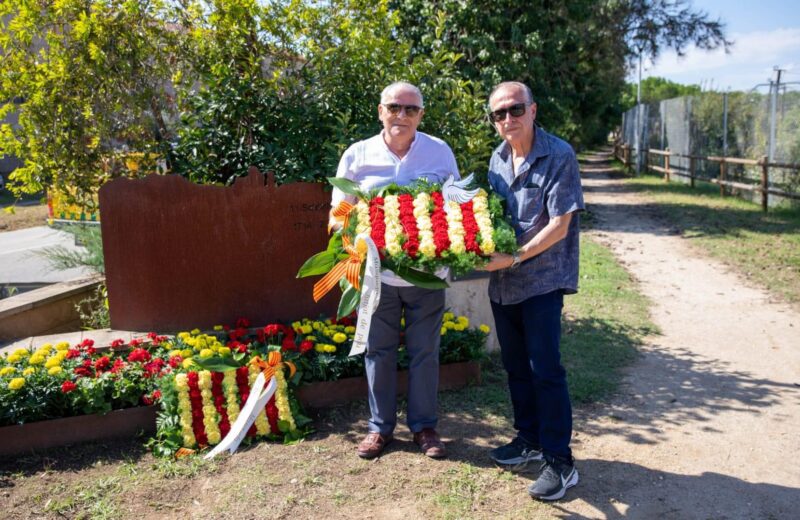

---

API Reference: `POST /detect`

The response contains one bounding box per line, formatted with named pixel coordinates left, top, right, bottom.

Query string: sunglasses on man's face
left=383, top=103, right=422, bottom=117
left=489, top=103, right=528, bottom=123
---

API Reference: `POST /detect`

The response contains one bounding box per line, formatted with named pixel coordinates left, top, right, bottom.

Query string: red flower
left=82, top=358, right=93, bottom=368
left=142, top=389, right=162, bottom=405
left=263, top=324, right=282, bottom=337
left=129, top=338, right=143, bottom=348
left=300, top=340, right=314, bottom=353
left=147, top=332, right=158, bottom=340
left=94, top=356, right=111, bottom=372
left=430, top=192, right=451, bottom=255
left=65, top=348, right=81, bottom=359
left=460, top=200, right=482, bottom=254
left=281, top=337, right=296, bottom=351
left=236, top=317, right=251, bottom=329
left=61, top=381, right=77, bottom=393
left=110, top=338, right=126, bottom=349
left=73, top=366, right=92, bottom=378
left=369, top=197, right=387, bottom=251
left=398, top=193, right=420, bottom=258
left=168, top=355, right=183, bottom=368
left=110, top=359, right=125, bottom=373
left=127, top=348, right=151, bottom=363
left=266, top=395, right=280, bottom=434
left=144, top=358, right=165, bottom=376
left=81, top=338, right=95, bottom=348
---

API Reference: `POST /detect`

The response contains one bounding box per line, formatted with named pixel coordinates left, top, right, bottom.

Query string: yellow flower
left=292, top=321, right=302, bottom=331
left=38, top=343, right=53, bottom=353
left=55, top=341, right=70, bottom=351
left=479, top=324, right=491, bottom=334
left=182, top=358, right=195, bottom=369
left=6, top=354, right=20, bottom=364
left=325, top=344, right=337, bottom=353
left=213, top=325, right=224, bottom=331
left=181, top=349, right=193, bottom=358
left=453, top=323, right=465, bottom=332
left=169, top=349, right=182, bottom=358
left=23, top=367, right=35, bottom=376
left=440, top=327, right=447, bottom=336
left=443, top=321, right=456, bottom=330
left=332, top=332, right=347, bottom=344
left=304, top=336, right=317, bottom=343
left=218, top=347, right=231, bottom=356
left=48, top=366, right=63, bottom=375
left=28, top=354, right=45, bottom=365
left=199, top=348, right=214, bottom=358
left=190, top=328, right=201, bottom=335
left=312, top=321, right=324, bottom=331
left=301, top=324, right=312, bottom=334
left=45, top=357, right=61, bottom=369
left=457, top=316, right=469, bottom=327
left=8, top=377, right=25, bottom=390
left=443, top=312, right=455, bottom=321
left=0, top=367, right=16, bottom=376
left=178, top=332, right=191, bottom=340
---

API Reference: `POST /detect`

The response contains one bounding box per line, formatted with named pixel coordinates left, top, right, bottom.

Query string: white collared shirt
left=332, top=131, right=460, bottom=286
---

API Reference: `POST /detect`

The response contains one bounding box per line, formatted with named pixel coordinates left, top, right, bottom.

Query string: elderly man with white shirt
left=330, top=81, right=459, bottom=459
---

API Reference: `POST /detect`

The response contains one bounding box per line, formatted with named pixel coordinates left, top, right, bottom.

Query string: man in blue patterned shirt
left=481, top=81, right=584, bottom=501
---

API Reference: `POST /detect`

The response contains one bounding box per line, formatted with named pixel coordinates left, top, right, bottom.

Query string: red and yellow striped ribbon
left=250, top=351, right=296, bottom=381
left=312, top=235, right=366, bottom=302
left=328, top=201, right=355, bottom=234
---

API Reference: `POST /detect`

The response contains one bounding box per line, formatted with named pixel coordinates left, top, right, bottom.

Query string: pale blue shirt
left=332, top=131, right=460, bottom=286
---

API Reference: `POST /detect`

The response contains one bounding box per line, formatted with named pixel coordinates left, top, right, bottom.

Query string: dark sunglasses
left=489, top=103, right=528, bottom=122
left=383, top=103, right=422, bottom=116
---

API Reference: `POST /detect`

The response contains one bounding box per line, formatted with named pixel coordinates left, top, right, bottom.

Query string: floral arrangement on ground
left=0, top=312, right=489, bottom=456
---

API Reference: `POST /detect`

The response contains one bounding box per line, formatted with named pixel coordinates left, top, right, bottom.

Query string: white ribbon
left=348, top=234, right=382, bottom=356
left=204, top=372, right=277, bottom=460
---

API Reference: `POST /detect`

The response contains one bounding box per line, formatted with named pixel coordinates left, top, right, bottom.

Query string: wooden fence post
left=761, top=156, right=769, bottom=211
left=689, top=156, right=695, bottom=188
left=624, top=144, right=630, bottom=171
left=664, top=149, right=671, bottom=182
left=719, top=159, right=727, bottom=197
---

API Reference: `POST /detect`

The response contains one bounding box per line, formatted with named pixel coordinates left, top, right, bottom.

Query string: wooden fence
left=612, top=142, right=800, bottom=211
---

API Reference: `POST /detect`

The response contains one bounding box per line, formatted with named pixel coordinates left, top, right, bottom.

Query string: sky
left=635, top=0, right=800, bottom=92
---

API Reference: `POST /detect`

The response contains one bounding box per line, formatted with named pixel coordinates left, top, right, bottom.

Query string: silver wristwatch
left=510, top=251, right=522, bottom=268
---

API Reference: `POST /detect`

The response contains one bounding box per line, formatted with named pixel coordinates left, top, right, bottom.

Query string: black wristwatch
left=510, top=251, right=522, bottom=268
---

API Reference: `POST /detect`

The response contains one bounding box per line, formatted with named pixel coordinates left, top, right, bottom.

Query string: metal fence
left=620, top=84, right=800, bottom=207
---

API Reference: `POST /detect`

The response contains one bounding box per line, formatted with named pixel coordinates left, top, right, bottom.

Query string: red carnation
left=94, top=356, right=111, bottom=372
left=398, top=193, right=420, bottom=258
left=61, top=381, right=77, bottom=393
left=73, top=366, right=92, bottom=378
left=81, top=338, right=95, bottom=348
left=300, top=340, right=314, bottom=353
left=110, top=338, right=126, bottom=349
left=129, top=338, right=143, bottom=348
left=127, top=348, right=151, bottom=363
left=263, top=324, right=282, bottom=337
left=460, top=200, right=482, bottom=254
left=65, top=348, right=81, bottom=359
left=110, top=359, right=125, bottom=373
left=236, top=317, right=251, bottom=329
left=369, top=197, right=387, bottom=251
left=430, top=191, right=451, bottom=255
left=281, top=337, right=296, bottom=351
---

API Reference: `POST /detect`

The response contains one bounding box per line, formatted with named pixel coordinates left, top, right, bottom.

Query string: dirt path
left=560, top=151, right=800, bottom=519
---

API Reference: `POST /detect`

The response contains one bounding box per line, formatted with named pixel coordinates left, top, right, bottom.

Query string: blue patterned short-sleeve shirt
left=488, top=126, right=585, bottom=305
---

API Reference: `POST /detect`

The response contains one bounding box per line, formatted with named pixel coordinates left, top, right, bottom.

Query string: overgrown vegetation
left=623, top=173, right=800, bottom=306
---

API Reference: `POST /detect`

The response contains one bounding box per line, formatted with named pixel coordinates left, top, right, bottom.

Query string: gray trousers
left=365, top=283, right=445, bottom=436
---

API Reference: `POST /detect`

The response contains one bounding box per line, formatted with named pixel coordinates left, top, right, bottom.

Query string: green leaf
left=388, top=262, right=450, bottom=289
left=191, top=356, right=241, bottom=372
left=337, top=284, right=360, bottom=319
left=328, top=177, right=365, bottom=199
left=297, top=250, right=338, bottom=278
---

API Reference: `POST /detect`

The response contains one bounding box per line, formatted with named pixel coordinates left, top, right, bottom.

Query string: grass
left=621, top=172, right=800, bottom=306
left=0, top=190, right=47, bottom=232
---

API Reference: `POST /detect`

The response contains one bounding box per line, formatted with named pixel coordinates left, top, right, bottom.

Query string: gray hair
left=489, top=81, right=534, bottom=105
left=381, top=81, right=424, bottom=108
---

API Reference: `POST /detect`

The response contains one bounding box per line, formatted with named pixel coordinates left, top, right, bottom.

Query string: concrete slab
left=0, top=226, right=93, bottom=284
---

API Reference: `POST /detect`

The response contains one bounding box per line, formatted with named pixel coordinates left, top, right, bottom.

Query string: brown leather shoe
left=413, top=428, right=447, bottom=458
left=357, top=432, right=393, bottom=459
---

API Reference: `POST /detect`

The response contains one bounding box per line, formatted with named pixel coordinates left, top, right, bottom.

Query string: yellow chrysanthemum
left=332, top=332, right=347, bottom=344
left=182, top=358, right=195, bottom=369
left=45, top=356, right=61, bottom=369
left=190, top=328, right=201, bottom=335
left=301, top=324, right=312, bottom=334
left=479, top=324, right=491, bottom=334
left=213, top=325, right=224, bottom=331
left=6, top=354, right=20, bottom=364
left=8, top=377, right=25, bottom=390
left=0, top=367, right=16, bottom=376
left=199, top=348, right=214, bottom=358
left=440, top=327, right=447, bottom=336
left=218, top=347, right=231, bottom=356
left=55, top=341, right=70, bottom=351
left=22, top=367, right=35, bottom=376
left=48, top=366, right=63, bottom=375
left=28, top=354, right=45, bottom=365
left=443, top=312, right=455, bottom=321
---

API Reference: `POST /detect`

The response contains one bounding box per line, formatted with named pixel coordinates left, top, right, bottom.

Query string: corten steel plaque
left=99, top=168, right=337, bottom=331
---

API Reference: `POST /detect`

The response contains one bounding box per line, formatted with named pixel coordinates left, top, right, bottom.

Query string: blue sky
left=636, top=0, right=800, bottom=92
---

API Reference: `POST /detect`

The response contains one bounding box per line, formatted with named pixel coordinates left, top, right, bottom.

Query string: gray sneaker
left=528, top=456, right=579, bottom=501
left=489, top=437, right=543, bottom=470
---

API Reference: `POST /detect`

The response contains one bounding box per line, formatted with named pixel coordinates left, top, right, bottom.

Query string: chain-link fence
left=620, top=85, right=800, bottom=207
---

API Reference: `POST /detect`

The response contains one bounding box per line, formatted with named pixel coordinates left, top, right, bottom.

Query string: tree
left=0, top=0, right=176, bottom=206
left=620, top=77, right=701, bottom=110
left=391, top=0, right=729, bottom=147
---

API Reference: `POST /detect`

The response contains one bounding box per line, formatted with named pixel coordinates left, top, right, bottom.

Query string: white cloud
left=637, top=27, right=800, bottom=90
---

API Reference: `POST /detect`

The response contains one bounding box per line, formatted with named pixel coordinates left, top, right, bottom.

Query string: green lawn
left=622, top=173, right=800, bottom=306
